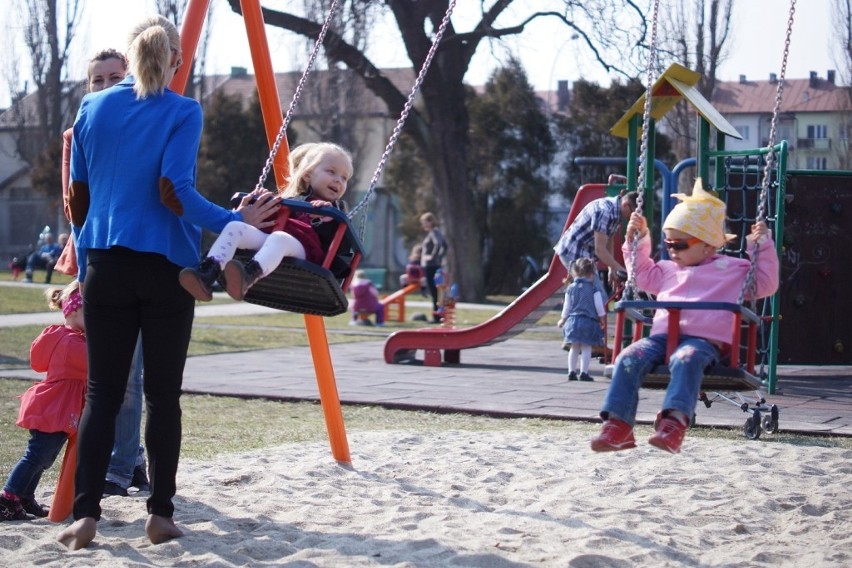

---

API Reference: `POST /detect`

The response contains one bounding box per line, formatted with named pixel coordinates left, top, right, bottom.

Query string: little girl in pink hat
left=591, top=179, right=779, bottom=454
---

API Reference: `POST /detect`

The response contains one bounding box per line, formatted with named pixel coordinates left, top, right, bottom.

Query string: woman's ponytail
left=127, top=15, right=181, bottom=99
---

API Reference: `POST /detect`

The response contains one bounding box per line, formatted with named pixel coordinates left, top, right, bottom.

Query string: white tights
left=568, top=344, right=592, bottom=374
left=207, top=221, right=306, bottom=276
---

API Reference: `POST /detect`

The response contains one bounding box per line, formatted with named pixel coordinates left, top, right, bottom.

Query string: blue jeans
left=106, top=333, right=145, bottom=488
left=601, top=334, right=719, bottom=425
left=4, top=430, right=68, bottom=499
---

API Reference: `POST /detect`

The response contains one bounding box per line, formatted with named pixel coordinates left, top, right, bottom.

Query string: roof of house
left=199, top=67, right=417, bottom=117
left=0, top=67, right=421, bottom=129
left=712, top=74, right=852, bottom=114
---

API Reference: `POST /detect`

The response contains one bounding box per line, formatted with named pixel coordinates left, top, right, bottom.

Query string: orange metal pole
left=240, top=0, right=289, bottom=187
left=304, top=315, right=352, bottom=465
left=47, top=434, right=76, bottom=522
left=169, top=0, right=210, bottom=95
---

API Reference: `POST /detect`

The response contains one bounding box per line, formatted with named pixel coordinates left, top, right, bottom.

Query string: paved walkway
left=3, top=285, right=851, bottom=437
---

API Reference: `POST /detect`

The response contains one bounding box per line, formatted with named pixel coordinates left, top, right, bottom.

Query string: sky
left=0, top=0, right=838, bottom=108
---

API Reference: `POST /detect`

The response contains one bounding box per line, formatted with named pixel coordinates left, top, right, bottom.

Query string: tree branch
left=225, top=0, right=416, bottom=132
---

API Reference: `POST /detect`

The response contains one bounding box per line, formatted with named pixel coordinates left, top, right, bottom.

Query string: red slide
left=384, top=183, right=612, bottom=365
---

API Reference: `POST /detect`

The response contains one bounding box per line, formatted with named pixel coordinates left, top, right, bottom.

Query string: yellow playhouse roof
left=610, top=63, right=742, bottom=140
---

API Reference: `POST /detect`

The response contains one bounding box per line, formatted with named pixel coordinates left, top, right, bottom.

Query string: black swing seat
left=224, top=195, right=364, bottom=316
left=609, top=300, right=765, bottom=392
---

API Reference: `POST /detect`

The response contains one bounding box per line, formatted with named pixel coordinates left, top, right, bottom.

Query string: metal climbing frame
left=707, top=140, right=788, bottom=394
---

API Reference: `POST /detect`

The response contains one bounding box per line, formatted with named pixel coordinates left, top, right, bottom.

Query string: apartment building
left=712, top=70, right=852, bottom=170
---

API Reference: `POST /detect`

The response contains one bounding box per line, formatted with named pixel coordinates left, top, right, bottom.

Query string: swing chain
left=739, top=0, right=796, bottom=305
left=348, top=0, right=457, bottom=241
left=624, top=0, right=660, bottom=300
left=254, top=0, right=341, bottom=193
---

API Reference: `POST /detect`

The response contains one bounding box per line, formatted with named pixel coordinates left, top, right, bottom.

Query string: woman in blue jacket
left=58, top=15, right=278, bottom=550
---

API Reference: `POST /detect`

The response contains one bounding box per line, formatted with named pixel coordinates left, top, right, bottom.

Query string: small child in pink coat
left=350, top=269, right=385, bottom=326
left=1, top=282, right=86, bottom=521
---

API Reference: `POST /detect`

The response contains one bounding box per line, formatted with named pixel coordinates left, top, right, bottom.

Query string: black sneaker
left=568, top=371, right=579, bottom=381
left=19, top=496, right=48, bottom=517
left=131, top=465, right=150, bottom=492
left=0, top=493, right=28, bottom=521
left=102, top=481, right=129, bottom=497
left=579, top=372, right=594, bottom=382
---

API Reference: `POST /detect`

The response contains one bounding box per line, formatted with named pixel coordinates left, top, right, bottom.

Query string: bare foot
left=145, top=514, right=184, bottom=544
left=56, top=517, right=97, bottom=550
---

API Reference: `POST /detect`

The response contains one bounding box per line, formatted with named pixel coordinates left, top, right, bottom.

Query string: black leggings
left=424, top=266, right=441, bottom=322
left=74, top=247, right=194, bottom=520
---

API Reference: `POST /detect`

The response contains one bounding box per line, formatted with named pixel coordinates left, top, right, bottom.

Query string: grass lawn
left=0, top=279, right=535, bottom=370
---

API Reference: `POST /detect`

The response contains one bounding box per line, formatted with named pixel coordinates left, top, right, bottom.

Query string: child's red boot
left=591, top=418, right=636, bottom=452
left=648, top=415, right=688, bottom=454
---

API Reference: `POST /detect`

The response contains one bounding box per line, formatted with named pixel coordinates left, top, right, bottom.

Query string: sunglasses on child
left=663, top=237, right=702, bottom=251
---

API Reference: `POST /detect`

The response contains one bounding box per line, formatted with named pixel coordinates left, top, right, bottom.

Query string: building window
left=737, top=125, right=750, bottom=140
left=807, top=124, right=828, bottom=139
left=806, top=156, right=828, bottom=170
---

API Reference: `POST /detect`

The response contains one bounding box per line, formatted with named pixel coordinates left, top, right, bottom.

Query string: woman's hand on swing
left=626, top=211, right=648, bottom=241
left=238, top=190, right=280, bottom=229
left=747, top=221, right=771, bottom=244
left=309, top=199, right=334, bottom=223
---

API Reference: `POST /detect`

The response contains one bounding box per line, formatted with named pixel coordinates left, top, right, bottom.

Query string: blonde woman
left=59, top=15, right=277, bottom=550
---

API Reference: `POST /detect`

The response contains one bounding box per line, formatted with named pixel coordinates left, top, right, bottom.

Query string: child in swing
left=557, top=258, right=606, bottom=382
left=1, top=282, right=86, bottom=521
left=591, top=180, right=779, bottom=454
left=180, top=142, right=353, bottom=301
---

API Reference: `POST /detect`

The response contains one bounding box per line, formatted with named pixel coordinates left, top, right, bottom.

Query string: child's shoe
left=131, top=464, right=150, bottom=493
left=648, top=415, right=687, bottom=454
left=590, top=418, right=636, bottom=452
left=223, top=259, right=264, bottom=301
left=579, top=372, right=594, bottom=382
left=0, top=492, right=28, bottom=521
left=568, top=371, right=579, bottom=381
left=179, top=257, right=221, bottom=302
left=19, top=496, right=48, bottom=517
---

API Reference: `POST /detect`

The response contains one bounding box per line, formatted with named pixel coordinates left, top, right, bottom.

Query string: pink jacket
left=18, top=324, right=88, bottom=435
left=625, top=235, right=779, bottom=346
left=350, top=277, right=382, bottom=313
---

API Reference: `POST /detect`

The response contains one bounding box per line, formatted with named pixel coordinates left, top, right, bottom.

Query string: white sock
left=580, top=344, right=592, bottom=373
left=568, top=347, right=579, bottom=373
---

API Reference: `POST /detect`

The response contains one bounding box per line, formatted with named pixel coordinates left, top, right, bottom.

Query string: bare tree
left=659, top=0, right=734, bottom=171
left=831, top=0, right=852, bottom=169
left=225, top=0, right=648, bottom=301
left=291, top=1, right=382, bottom=195
left=156, top=0, right=214, bottom=102
left=10, top=0, right=82, bottom=170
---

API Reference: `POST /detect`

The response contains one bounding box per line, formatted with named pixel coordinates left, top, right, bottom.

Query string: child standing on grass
left=1, top=282, right=86, bottom=522
left=180, top=142, right=353, bottom=302
left=591, top=181, right=779, bottom=455
left=558, top=258, right=606, bottom=382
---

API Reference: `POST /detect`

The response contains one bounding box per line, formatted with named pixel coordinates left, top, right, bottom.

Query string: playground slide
left=384, top=183, right=611, bottom=366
